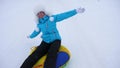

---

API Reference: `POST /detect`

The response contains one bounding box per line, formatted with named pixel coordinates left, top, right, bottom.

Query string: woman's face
left=37, top=11, right=45, bottom=18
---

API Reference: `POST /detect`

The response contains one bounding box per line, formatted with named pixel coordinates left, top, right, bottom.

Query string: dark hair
left=37, top=11, right=45, bottom=15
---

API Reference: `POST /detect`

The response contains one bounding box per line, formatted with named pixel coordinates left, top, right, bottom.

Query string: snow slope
left=0, top=0, right=120, bottom=68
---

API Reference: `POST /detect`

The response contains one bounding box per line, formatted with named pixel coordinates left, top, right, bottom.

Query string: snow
left=0, top=0, right=120, bottom=68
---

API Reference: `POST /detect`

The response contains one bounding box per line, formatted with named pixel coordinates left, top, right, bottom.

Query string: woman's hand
left=76, top=7, right=85, bottom=13
left=27, top=35, right=30, bottom=39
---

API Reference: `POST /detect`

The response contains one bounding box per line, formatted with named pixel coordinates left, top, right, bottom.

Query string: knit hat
left=33, top=5, right=52, bottom=16
left=33, top=7, right=45, bottom=15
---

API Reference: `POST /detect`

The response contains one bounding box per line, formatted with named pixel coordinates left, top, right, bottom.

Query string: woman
left=21, top=7, right=85, bottom=68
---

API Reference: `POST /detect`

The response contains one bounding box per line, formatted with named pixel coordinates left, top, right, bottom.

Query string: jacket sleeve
left=53, top=9, right=77, bottom=22
left=29, top=26, right=41, bottom=38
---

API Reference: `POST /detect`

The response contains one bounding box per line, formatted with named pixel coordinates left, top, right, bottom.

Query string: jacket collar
left=38, top=15, right=49, bottom=24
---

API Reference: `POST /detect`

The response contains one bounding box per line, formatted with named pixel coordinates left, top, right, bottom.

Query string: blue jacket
left=29, top=9, right=77, bottom=43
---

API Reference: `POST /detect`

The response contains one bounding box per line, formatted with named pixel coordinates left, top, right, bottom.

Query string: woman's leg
left=44, top=40, right=61, bottom=68
left=20, top=41, right=50, bottom=68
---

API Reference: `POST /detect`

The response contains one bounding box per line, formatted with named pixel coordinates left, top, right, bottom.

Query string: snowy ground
left=0, top=0, right=120, bottom=68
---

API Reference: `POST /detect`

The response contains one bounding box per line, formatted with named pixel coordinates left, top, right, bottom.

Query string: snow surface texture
left=0, top=0, right=120, bottom=68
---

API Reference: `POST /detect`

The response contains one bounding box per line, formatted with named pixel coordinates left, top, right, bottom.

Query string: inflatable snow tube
left=30, top=45, right=71, bottom=68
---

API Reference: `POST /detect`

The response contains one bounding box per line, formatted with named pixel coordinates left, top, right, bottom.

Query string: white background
left=0, top=0, right=120, bottom=68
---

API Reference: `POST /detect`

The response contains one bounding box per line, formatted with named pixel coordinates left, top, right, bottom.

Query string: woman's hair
left=37, top=11, right=45, bottom=16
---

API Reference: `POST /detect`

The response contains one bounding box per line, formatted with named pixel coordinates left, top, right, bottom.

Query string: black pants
left=20, top=40, right=61, bottom=68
